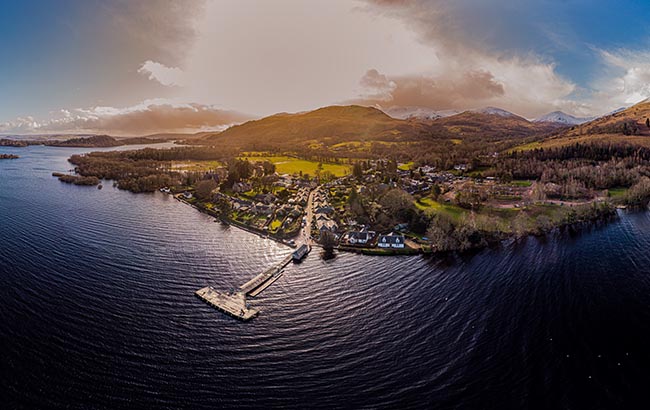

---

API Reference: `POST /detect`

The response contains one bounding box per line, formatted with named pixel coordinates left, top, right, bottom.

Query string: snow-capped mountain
left=383, top=106, right=460, bottom=120
left=534, top=111, right=593, bottom=125
left=469, top=107, right=517, bottom=117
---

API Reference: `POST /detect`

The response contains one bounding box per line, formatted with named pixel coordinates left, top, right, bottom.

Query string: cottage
left=347, top=231, right=370, bottom=245
left=394, top=223, right=409, bottom=232
left=377, top=233, right=405, bottom=249
left=315, top=205, right=334, bottom=215
left=317, top=219, right=338, bottom=232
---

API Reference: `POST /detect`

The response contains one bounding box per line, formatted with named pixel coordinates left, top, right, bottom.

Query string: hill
left=513, top=100, right=650, bottom=151
left=201, top=105, right=429, bottom=150
left=199, top=105, right=566, bottom=152
left=432, top=109, right=564, bottom=140
left=534, top=111, right=593, bottom=125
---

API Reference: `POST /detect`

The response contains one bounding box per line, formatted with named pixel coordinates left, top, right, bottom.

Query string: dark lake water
left=1, top=145, right=650, bottom=409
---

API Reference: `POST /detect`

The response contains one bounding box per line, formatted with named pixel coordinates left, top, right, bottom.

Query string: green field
left=171, top=160, right=223, bottom=171
left=415, top=197, right=467, bottom=220
left=398, top=161, right=414, bottom=171
left=608, top=187, right=628, bottom=198
left=269, top=218, right=282, bottom=231
left=240, top=155, right=350, bottom=177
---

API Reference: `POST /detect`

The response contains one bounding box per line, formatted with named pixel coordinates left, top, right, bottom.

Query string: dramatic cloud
left=356, top=68, right=504, bottom=108
left=595, top=49, right=650, bottom=106
left=4, top=0, right=650, bottom=129
left=0, top=101, right=250, bottom=136
left=355, top=0, right=650, bottom=117
left=102, top=0, right=207, bottom=65
left=353, top=59, right=575, bottom=118
left=138, top=61, right=186, bottom=87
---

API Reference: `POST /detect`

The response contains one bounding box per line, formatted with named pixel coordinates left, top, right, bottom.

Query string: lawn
left=170, top=160, right=223, bottom=171
left=415, top=197, right=467, bottom=220
left=608, top=187, right=628, bottom=198
left=269, top=218, right=283, bottom=231
left=398, top=161, right=414, bottom=171
left=510, top=180, right=533, bottom=187
left=239, top=155, right=350, bottom=177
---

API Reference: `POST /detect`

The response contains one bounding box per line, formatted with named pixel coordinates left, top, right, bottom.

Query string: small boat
left=292, top=244, right=311, bottom=261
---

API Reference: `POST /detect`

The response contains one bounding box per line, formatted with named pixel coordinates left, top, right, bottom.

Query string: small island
left=0, top=153, right=20, bottom=159
left=52, top=172, right=100, bottom=186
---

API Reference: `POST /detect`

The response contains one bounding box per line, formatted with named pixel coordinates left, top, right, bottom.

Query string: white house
left=378, top=233, right=405, bottom=249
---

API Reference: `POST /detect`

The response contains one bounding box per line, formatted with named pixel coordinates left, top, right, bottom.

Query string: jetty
left=239, top=254, right=293, bottom=295
left=196, top=244, right=311, bottom=321
left=195, top=287, right=258, bottom=321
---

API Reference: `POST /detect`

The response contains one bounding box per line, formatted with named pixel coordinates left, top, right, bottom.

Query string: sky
left=2, top=0, right=650, bottom=135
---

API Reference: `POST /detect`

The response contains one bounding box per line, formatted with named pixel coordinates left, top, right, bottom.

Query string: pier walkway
left=196, top=245, right=310, bottom=321
left=195, top=287, right=258, bottom=321
left=239, top=254, right=293, bottom=295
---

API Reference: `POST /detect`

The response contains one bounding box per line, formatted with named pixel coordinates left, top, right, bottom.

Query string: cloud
left=352, top=58, right=576, bottom=118
left=138, top=61, right=186, bottom=87
left=358, top=69, right=397, bottom=101
left=354, top=68, right=504, bottom=108
left=0, top=101, right=250, bottom=136
left=597, top=49, right=650, bottom=105
left=102, top=0, right=207, bottom=65
left=352, top=0, right=582, bottom=118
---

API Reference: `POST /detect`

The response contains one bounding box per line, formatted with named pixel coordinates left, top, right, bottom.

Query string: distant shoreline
left=0, top=135, right=180, bottom=149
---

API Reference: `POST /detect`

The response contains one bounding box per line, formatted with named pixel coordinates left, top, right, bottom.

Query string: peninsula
left=0, top=134, right=186, bottom=149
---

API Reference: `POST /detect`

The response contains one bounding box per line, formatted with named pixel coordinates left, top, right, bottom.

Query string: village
left=169, top=154, right=609, bottom=255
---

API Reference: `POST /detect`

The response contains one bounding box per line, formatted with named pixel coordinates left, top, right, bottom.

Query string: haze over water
left=2, top=145, right=650, bottom=409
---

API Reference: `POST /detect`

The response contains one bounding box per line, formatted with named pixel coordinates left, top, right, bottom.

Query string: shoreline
left=174, top=195, right=300, bottom=248
left=174, top=193, right=629, bottom=257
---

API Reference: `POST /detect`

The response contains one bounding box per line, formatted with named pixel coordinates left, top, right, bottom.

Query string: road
left=300, top=188, right=317, bottom=246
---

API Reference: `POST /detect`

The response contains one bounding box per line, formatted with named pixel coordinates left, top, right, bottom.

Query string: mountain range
left=533, top=111, right=593, bottom=125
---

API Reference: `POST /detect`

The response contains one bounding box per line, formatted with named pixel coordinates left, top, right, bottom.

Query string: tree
left=319, top=230, right=337, bottom=259
left=352, top=162, right=363, bottom=180
left=347, top=188, right=368, bottom=223
left=379, top=189, right=415, bottom=219
left=530, top=182, right=547, bottom=202
left=195, top=179, right=218, bottom=201
left=535, top=215, right=553, bottom=234
left=261, top=161, right=276, bottom=175
left=626, top=176, right=650, bottom=206
left=426, top=214, right=456, bottom=251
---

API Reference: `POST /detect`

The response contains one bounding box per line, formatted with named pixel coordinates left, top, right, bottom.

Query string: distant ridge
left=534, top=111, right=593, bottom=125
left=383, top=106, right=460, bottom=120
left=469, top=107, right=517, bottom=117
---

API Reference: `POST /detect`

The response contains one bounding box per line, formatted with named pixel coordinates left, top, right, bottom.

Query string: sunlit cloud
left=3, top=0, right=650, bottom=130
left=0, top=100, right=250, bottom=136
left=138, top=61, right=187, bottom=87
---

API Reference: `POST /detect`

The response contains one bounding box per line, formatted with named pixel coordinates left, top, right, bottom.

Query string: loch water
left=1, top=145, right=650, bottom=409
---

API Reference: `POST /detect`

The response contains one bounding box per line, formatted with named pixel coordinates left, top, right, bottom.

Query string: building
left=347, top=231, right=369, bottom=245
left=317, top=219, right=338, bottom=232
left=377, top=233, right=405, bottom=249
